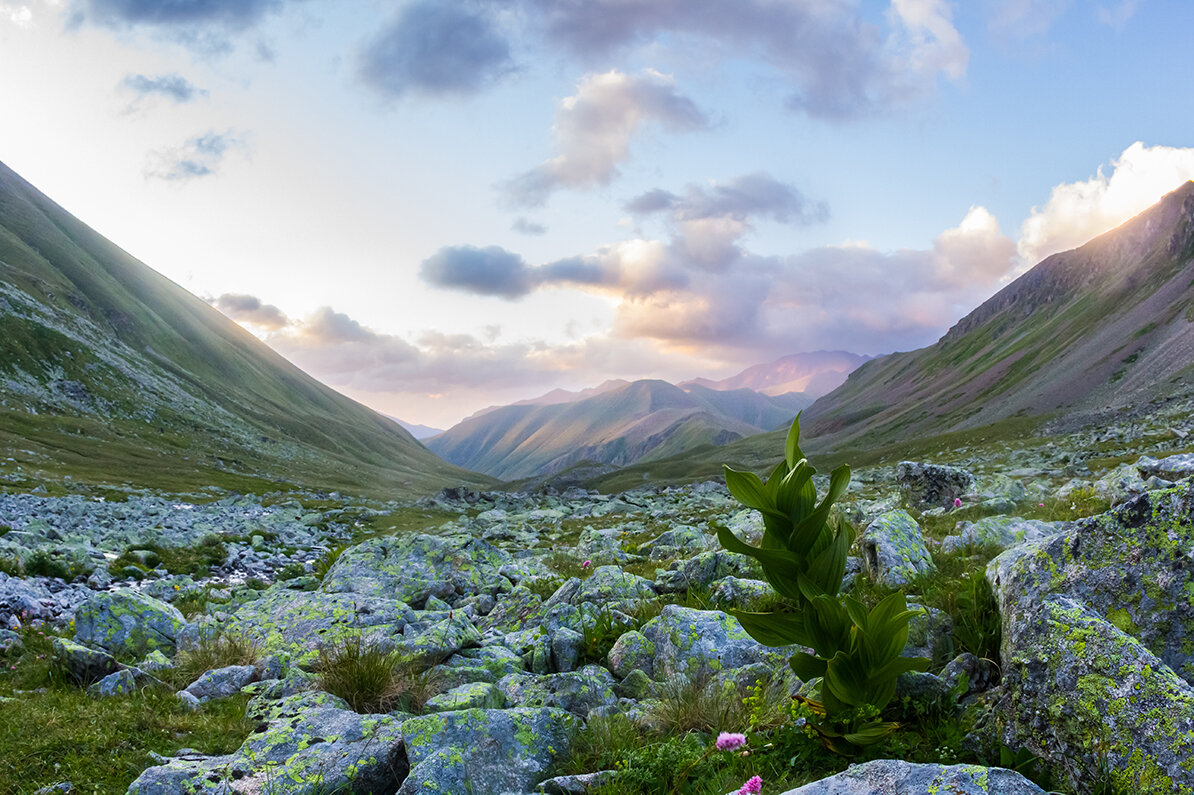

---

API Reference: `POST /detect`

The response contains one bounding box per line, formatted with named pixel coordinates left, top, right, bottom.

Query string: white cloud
left=1017, top=142, right=1194, bottom=266
left=500, top=69, right=709, bottom=207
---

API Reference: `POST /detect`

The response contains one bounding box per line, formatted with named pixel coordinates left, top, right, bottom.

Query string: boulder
left=654, top=551, right=761, bottom=593
left=73, top=590, right=184, bottom=659
left=393, top=613, right=482, bottom=670
left=1137, top=453, right=1194, bottom=482
left=940, top=516, right=1064, bottom=555
left=574, top=565, right=656, bottom=609
left=775, top=760, right=1045, bottom=794
left=606, top=630, right=655, bottom=679
left=423, top=681, right=505, bottom=712
left=496, top=666, right=618, bottom=717
left=641, top=605, right=790, bottom=680
left=861, top=511, right=935, bottom=588
left=87, top=669, right=136, bottom=698
left=320, top=533, right=512, bottom=605
left=183, top=664, right=257, bottom=704
left=51, top=636, right=120, bottom=684
left=398, top=707, right=576, bottom=795
left=896, top=461, right=975, bottom=509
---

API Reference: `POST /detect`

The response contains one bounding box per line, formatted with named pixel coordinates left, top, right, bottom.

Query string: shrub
left=23, top=550, right=73, bottom=580
left=313, top=545, right=348, bottom=581
left=715, top=416, right=929, bottom=752
left=646, top=667, right=752, bottom=735
left=315, top=635, right=440, bottom=715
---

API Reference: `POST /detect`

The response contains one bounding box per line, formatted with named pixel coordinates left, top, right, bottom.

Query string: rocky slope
left=427, top=379, right=811, bottom=480
left=0, top=160, right=489, bottom=496
left=803, top=181, right=1194, bottom=449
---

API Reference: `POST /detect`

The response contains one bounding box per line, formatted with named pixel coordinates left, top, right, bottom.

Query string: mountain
left=681, top=351, right=870, bottom=397
left=801, top=180, right=1194, bottom=449
left=426, top=379, right=812, bottom=480
left=0, top=160, right=491, bottom=496
left=466, top=379, right=630, bottom=420
left=387, top=417, right=444, bottom=440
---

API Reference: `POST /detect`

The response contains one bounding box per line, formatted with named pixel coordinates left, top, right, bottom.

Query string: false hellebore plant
left=717, top=415, right=929, bottom=753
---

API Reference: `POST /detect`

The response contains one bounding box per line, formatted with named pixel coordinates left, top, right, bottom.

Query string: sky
left=1, top=0, right=1193, bottom=428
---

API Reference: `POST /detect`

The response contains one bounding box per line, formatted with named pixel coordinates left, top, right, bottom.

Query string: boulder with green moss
left=495, top=666, right=618, bottom=717
left=640, top=604, right=791, bottom=680
left=73, top=590, right=185, bottom=658
left=775, top=759, right=1045, bottom=794
left=940, top=516, right=1064, bottom=555
left=398, top=707, right=575, bottom=795
left=861, top=510, right=935, bottom=588
left=320, top=533, right=513, bottom=606
left=989, top=482, right=1194, bottom=792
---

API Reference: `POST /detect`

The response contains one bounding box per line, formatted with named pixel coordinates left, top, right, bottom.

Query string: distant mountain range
left=426, top=379, right=813, bottom=480
left=0, top=160, right=490, bottom=496
left=582, top=181, right=1194, bottom=491
left=681, top=351, right=870, bottom=397
left=387, top=417, right=445, bottom=440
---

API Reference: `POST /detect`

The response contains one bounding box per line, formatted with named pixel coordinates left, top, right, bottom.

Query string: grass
left=108, top=535, right=228, bottom=578
left=315, top=635, right=441, bottom=715
left=646, top=668, right=754, bottom=735
left=171, top=631, right=262, bottom=690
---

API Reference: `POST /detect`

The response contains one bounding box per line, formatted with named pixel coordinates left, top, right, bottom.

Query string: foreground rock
left=777, top=760, right=1046, bottom=794
left=989, top=482, right=1194, bottom=791
left=861, top=511, right=935, bottom=587
left=896, top=461, right=975, bottom=509
left=73, top=591, right=185, bottom=658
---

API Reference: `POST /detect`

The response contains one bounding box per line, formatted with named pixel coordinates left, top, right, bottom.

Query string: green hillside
left=0, top=160, right=492, bottom=497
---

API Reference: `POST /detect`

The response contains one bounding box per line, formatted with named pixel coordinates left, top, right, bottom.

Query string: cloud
left=419, top=245, right=533, bottom=299
left=75, top=0, right=288, bottom=28
left=500, top=69, right=709, bottom=208
left=519, top=0, right=967, bottom=119
left=1097, top=0, right=1143, bottom=28
left=986, top=0, right=1071, bottom=39
left=144, top=130, right=246, bottom=181
left=120, top=73, right=206, bottom=111
left=357, top=1, right=514, bottom=99
left=511, top=217, right=547, bottom=235
left=1018, top=142, right=1194, bottom=265
left=210, top=293, right=290, bottom=330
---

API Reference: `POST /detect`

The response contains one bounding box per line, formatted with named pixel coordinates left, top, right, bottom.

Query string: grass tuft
left=315, top=635, right=440, bottom=715
left=172, top=632, right=261, bottom=689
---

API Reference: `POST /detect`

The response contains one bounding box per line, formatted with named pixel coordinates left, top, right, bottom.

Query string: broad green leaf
left=871, top=655, right=931, bottom=684
left=784, top=413, right=804, bottom=468
left=789, top=652, right=827, bottom=681
left=843, top=721, right=901, bottom=746
left=789, top=465, right=851, bottom=552
left=729, top=610, right=811, bottom=648
left=823, top=651, right=867, bottom=707
left=776, top=461, right=814, bottom=521
left=724, top=466, right=772, bottom=512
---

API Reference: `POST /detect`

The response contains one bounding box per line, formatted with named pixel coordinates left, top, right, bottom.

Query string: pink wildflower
left=581, top=560, right=591, bottom=568
left=952, top=497, right=962, bottom=509
left=715, top=732, right=746, bottom=751
left=739, top=775, right=763, bottom=794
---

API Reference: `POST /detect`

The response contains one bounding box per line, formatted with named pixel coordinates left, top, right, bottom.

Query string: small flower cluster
left=714, top=733, right=760, bottom=793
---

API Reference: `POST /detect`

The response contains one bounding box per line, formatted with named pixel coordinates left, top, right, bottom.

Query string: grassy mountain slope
left=586, top=182, right=1194, bottom=491
left=426, top=379, right=811, bottom=480
left=0, top=160, right=491, bottom=496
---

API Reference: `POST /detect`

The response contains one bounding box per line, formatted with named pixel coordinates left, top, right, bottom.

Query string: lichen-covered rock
left=861, top=511, right=935, bottom=588
left=654, top=551, right=761, bottom=593
left=994, top=597, right=1194, bottom=793
left=775, top=759, right=1045, bottom=794
left=550, top=627, right=583, bottom=672
left=574, top=565, right=656, bottom=609
left=988, top=483, right=1194, bottom=681
left=224, top=588, right=413, bottom=667
left=940, top=516, right=1064, bottom=555
left=1137, top=452, right=1194, bottom=482
left=129, top=691, right=407, bottom=795
left=73, top=590, right=185, bottom=658
left=496, top=666, right=618, bottom=717
left=393, top=613, right=482, bottom=670
left=606, top=630, right=655, bottom=679
left=708, top=576, right=775, bottom=611
left=641, top=605, right=790, bottom=680
left=183, top=665, right=257, bottom=704
left=539, top=770, right=617, bottom=794
left=0, top=627, right=24, bottom=657
left=87, top=668, right=135, bottom=698
left=321, top=533, right=512, bottom=605
left=574, top=527, right=639, bottom=566
left=423, top=681, right=505, bottom=712
left=434, top=646, right=525, bottom=690
left=635, top=525, right=709, bottom=561
left=902, top=603, right=952, bottom=663
left=896, top=461, right=975, bottom=509
left=398, top=707, right=575, bottom=795
left=51, top=636, right=121, bottom=684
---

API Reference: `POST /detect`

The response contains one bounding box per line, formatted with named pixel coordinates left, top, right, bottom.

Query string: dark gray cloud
left=144, top=130, right=245, bottom=181
left=211, top=293, right=289, bottom=329
left=517, top=0, right=967, bottom=120
left=500, top=69, right=709, bottom=208
left=357, top=1, right=514, bottom=99
left=121, top=73, right=207, bottom=108
left=77, top=0, right=287, bottom=28
left=419, top=245, right=532, bottom=299
left=626, top=172, right=828, bottom=225
left=511, top=217, right=547, bottom=235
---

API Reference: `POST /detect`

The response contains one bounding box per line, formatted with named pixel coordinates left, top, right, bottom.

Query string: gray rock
left=635, top=525, right=709, bottom=560
left=641, top=605, right=790, bottom=680
left=654, top=551, right=760, bottom=593
left=896, top=461, right=975, bottom=509
left=87, top=668, right=135, bottom=698
left=393, top=613, right=482, bottom=670
left=184, top=664, right=257, bottom=703
left=776, top=760, right=1045, bottom=794
left=940, top=516, right=1064, bottom=555
left=538, top=770, right=617, bottom=794
left=423, top=681, right=505, bottom=712
left=902, top=604, right=952, bottom=663
left=861, top=511, right=935, bottom=587
left=1137, top=452, right=1194, bottom=482
left=51, top=636, right=120, bottom=684
left=321, top=533, right=512, bottom=605
left=73, top=590, right=185, bottom=658
left=707, top=576, right=775, bottom=611
left=939, top=653, right=999, bottom=698
left=606, top=630, right=655, bottom=679
left=550, top=627, right=583, bottom=673
left=398, top=707, right=576, bottom=795
left=496, top=666, right=618, bottom=717
left=574, top=565, right=656, bottom=609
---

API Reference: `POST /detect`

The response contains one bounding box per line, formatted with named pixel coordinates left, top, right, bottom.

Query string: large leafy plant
left=717, top=416, right=929, bottom=752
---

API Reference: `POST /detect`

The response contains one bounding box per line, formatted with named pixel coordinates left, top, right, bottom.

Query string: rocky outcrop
left=896, top=461, right=975, bottom=509
left=776, top=760, right=1046, bottom=794
left=861, top=511, right=935, bottom=587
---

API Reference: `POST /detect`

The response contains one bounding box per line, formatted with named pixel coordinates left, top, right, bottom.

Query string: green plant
left=646, top=668, right=752, bottom=734
left=315, top=634, right=440, bottom=715
left=578, top=606, right=629, bottom=666
left=0, top=553, right=21, bottom=577
left=313, top=544, right=348, bottom=581
left=173, top=631, right=262, bottom=688
left=716, top=416, right=929, bottom=752
left=23, top=550, right=74, bottom=580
